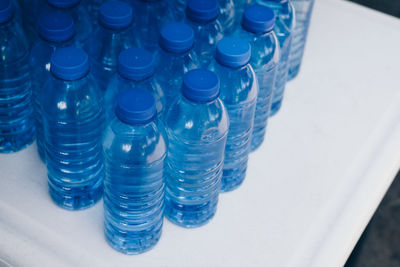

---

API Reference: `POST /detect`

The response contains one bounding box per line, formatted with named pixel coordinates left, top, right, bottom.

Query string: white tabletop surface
left=1, top=1, right=400, bottom=266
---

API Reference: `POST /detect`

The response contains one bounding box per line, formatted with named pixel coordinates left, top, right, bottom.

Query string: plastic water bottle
left=130, top=0, right=172, bottom=51
left=104, top=48, right=165, bottom=122
left=237, top=4, right=279, bottom=151
left=258, top=0, right=295, bottom=116
left=209, top=37, right=258, bottom=192
left=42, top=47, right=104, bottom=210
left=86, top=0, right=105, bottom=24
left=85, top=1, right=137, bottom=91
left=156, top=22, right=198, bottom=108
left=218, top=0, right=235, bottom=33
left=233, top=0, right=254, bottom=27
left=0, top=0, right=35, bottom=153
left=103, top=89, right=166, bottom=254
left=169, top=0, right=186, bottom=21
left=184, top=0, right=224, bottom=67
left=164, top=69, right=229, bottom=227
left=44, top=0, right=93, bottom=45
left=288, top=0, right=314, bottom=80
left=29, top=11, right=75, bottom=162
left=19, top=0, right=42, bottom=45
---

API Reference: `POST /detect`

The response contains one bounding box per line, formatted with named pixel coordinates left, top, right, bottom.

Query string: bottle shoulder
left=85, top=26, right=137, bottom=59
left=209, top=61, right=258, bottom=106
left=41, top=74, right=104, bottom=119
left=0, top=20, right=29, bottom=65
left=103, top=119, right=166, bottom=164
left=165, top=97, right=229, bottom=143
left=237, top=30, right=280, bottom=69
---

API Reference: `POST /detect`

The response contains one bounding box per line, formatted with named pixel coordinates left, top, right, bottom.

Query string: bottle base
left=221, top=163, right=247, bottom=193
left=0, top=131, right=35, bottom=154
left=270, top=99, right=283, bottom=117
left=36, top=141, right=46, bottom=163
left=104, top=221, right=162, bottom=255
left=251, top=131, right=266, bottom=152
left=48, top=179, right=103, bottom=211
left=288, top=64, right=301, bottom=81
left=165, top=196, right=218, bottom=228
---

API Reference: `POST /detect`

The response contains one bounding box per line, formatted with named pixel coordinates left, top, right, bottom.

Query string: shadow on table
left=345, top=171, right=400, bottom=267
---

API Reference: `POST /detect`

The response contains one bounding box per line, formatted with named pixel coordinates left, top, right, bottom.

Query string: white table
left=1, top=1, right=400, bottom=266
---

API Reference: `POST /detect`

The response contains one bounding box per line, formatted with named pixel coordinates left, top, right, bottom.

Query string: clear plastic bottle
left=209, top=37, right=258, bottom=192
left=288, top=0, right=314, bottom=80
left=42, top=47, right=104, bottom=210
left=103, top=89, right=166, bottom=254
left=85, top=0, right=106, bottom=25
left=218, top=0, right=235, bottom=34
left=237, top=4, right=279, bottom=151
left=184, top=0, right=224, bottom=67
left=258, top=0, right=295, bottom=116
left=0, top=0, right=35, bottom=153
left=85, top=0, right=137, bottom=92
left=164, top=69, right=229, bottom=227
left=19, top=0, right=41, bottom=45
left=169, top=0, right=186, bottom=21
left=233, top=0, right=254, bottom=28
left=104, top=48, right=165, bottom=122
left=155, top=22, right=198, bottom=109
left=29, top=11, right=75, bottom=162
left=130, top=0, right=172, bottom=51
left=44, top=0, right=93, bottom=45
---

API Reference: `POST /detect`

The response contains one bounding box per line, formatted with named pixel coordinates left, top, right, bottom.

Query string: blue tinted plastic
left=20, top=0, right=42, bottom=45
left=99, top=1, right=133, bottom=29
left=164, top=70, right=229, bottom=227
left=43, top=0, right=93, bottom=45
left=159, top=22, right=194, bottom=54
left=131, top=0, right=173, bottom=51
left=0, top=8, right=35, bottom=153
left=155, top=24, right=199, bottom=109
left=215, top=36, right=251, bottom=68
left=209, top=43, right=258, bottom=192
left=0, top=0, right=12, bottom=23
left=85, top=2, right=137, bottom=91
left=105, top=48, right=165, bottom=122
left=257, top=0, right=295, bottom=116
left=288, top=0, right=314, bottom=80
left=218, top=0, right=235, bottom=33
left=169, top=0, right=186, bottom=21
left=184, top=0, right=224, bottom=67
left=233, top=0, right=254, bottom=28
left=50, top=47, right=89, bottom=80
left=182, top=69, right=220, bottom=103
left=237, top=4, right=280, bottom=151
left=103, top=92, right=166, bottom=254
left=85, top=0, right=105, bottom=24
left=242, top=4, right=275, bottom=33
left=42, top=48, right=104, bottom=210
left=30, top=12, right=75, bottom=161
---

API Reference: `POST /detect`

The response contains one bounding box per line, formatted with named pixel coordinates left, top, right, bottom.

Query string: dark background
left=344, top=1, right=400, bottom=266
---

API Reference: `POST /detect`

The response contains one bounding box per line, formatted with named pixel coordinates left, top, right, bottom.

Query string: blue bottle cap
left=99, top=1, right=133, bottom=29
left=186, top=0, right=219, bottom=23
left=118, top=48, right=155, bottom=81
left=242, top=4, right=275, bottom=34
left=50, top=47, right=89, bottom=80
left=116, top=89, right=156, bottom=125
left=216, top=37, right=251, bottom=68
left=48, top=0, right=80, bottom=8
left=159, top=22, right=194, bottom=53
left=38, top=12, right=74, bottom=42
left=0, top=0, right=12, bottom=24
left=182, top=69, right=220, bottom=103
